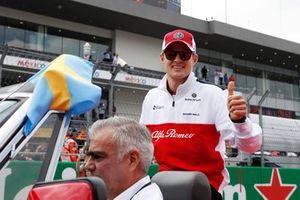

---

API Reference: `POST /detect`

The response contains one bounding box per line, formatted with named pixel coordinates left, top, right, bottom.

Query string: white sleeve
left=233, top=118, right=262, bottom=153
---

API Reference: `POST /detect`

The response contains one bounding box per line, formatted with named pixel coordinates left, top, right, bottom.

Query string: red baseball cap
left=162, top=29, right=196, bottom=52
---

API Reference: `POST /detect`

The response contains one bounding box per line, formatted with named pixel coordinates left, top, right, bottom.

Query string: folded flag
left=23, top=54, right=102, bottom=135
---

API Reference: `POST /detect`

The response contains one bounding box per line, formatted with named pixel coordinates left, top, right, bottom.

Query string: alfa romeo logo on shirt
left=173, top=32, right=184, bottom=39
left=192, top=93, right=197, bottom=98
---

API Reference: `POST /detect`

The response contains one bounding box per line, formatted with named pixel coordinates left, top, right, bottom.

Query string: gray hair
left=89, top=117, right=154, bottom=171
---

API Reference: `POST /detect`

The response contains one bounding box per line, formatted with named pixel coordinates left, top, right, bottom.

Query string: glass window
left=3, top=113, right=62, bottom=199
left=45, top=34, right=62, bottom=54
left=25, top=30, right=44, bottom=51
left=292, top=84, right=299, bottom=100
left=79, top=41, right=108, bottom=62
left=283, top=82, right=293, bottom=99
left=5, top=26, right=25, bottom=48
left=0, top=24, right=4, bottom=45
left=235, top=73, right=246, bottom=90
left=246, top=76, right=256, bottom=91
left=63, top=37, right=79, bottom=56
left=256, top=77, right=263, bottom=96
left=44, top=26, right=63, bottom=54
left=25, top=24, right=44, bottom=51
left=0, top=99, right=25, bottom=127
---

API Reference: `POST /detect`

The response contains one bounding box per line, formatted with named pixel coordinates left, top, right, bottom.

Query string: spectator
left=98, top=102, right=106, bottom=119
left=84, top=117, right=163, bottom=200
left=229, top=74, right=235, bottom=82
left=112, top=53, right=119, bottom=65
left=214, top=69, right=219, bottom=85
left=103, top=49, right=113, bottom=62
left=224, top=73, right=228, bottom=86
left=218, top=70, right=224, bottom=85
left=140, top=29, right=262, bottom=200
left=201, top=65, right=208, bottom=80
left=76, top=143, right=89, bottom=177
left=61, top=128, right=79, bottom=162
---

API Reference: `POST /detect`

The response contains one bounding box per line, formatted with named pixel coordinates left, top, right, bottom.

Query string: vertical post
left=108, top=57, right=127, bottom=117
left=258, top=89, right=270, bottom=167
left=0, top=44, right=8, bottom=87
left=83, top=43, right=93, bottom=125
left=108, top=65, right=121, bottom=117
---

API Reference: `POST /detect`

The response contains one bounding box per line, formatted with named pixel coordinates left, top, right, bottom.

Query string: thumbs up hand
left=227, top=81, right=247, bottom=121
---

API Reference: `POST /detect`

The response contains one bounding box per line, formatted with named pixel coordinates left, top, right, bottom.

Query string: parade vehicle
left=0, top=54, right=104, bottom=200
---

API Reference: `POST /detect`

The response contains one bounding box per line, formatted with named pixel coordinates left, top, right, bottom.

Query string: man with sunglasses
left=140, top=29, right=262, bottom=200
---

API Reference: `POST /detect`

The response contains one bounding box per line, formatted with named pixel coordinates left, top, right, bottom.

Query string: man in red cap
left=140, top=29, right=262, bottom=199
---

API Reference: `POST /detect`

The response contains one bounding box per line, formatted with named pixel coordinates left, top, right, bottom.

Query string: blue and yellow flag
left=23, top=54, right=102, bottom=135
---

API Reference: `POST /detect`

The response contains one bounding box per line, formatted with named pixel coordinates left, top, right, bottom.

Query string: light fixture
left=282, top=62, right=285, bottom=65
left=269, top=59, right=272, bottom=62
left=274, top=52, right=277, bottom=55
left=256, top=56, right=259, bottom=60
left=260, top=48, right=263, bottom=52
left=288, top=55, right=291, bottom=59
left=295, top=65, right=298, bottom=68
left=241, top=53, right=244, bottom=57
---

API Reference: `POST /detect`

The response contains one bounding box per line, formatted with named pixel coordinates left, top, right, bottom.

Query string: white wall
left=115, top=30, right=164, bottom=72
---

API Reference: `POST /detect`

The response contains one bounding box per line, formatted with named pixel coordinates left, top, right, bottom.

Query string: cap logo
left=173, top=32, right=184, bottom=39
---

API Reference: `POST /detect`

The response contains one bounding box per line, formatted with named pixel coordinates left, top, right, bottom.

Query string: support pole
left=108, top=64, right=121, bottom=117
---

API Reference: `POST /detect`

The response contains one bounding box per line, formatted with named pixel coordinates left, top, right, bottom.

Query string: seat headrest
left=152, top=171, right=211, bottom=200
left=27, top=177, right=107, bottom=200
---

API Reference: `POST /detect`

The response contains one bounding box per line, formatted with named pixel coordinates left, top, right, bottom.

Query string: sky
left=181, top=0, right=300, bottom=44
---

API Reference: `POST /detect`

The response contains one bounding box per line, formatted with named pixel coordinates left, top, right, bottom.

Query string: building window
left=63, top=37, right=80, bottom=55
left=5, top=26, right=25, bottom=48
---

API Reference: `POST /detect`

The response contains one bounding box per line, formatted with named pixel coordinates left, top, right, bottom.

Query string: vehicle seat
left=27, top=177, right=107, bottom=200
left=152, top=171, right=211, bottom=200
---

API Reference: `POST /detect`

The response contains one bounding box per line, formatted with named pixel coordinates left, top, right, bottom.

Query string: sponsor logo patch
left=152, top=129, right=194, bottom=141
left=153, top=105, right=164, bottom=110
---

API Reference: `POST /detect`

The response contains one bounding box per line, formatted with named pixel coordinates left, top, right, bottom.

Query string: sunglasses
left=164, top=50, right=192, bottom=61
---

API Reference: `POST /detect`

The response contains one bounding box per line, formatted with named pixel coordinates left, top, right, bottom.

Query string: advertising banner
left=1, top=162, right=300, bottom=200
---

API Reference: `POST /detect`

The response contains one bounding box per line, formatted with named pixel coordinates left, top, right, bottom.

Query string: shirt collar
left=114, top=176, right=151, bottom=200
left=159, top=72, right=197, bottom=96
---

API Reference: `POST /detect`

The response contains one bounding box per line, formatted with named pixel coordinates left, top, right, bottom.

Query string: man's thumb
left=228, top=81, right=234, bottom=96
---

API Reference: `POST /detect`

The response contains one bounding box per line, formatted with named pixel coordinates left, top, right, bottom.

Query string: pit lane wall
left=1, top=162, right=300, bottom=200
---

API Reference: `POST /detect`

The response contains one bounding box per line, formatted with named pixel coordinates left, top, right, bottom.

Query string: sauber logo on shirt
left=153, top=105, right=164, bottom=110
left=185, top=93, right=201, bottom=101
left=183, top=112, right=200, bottom=116
left=152, top=129, right=194, bottom=141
